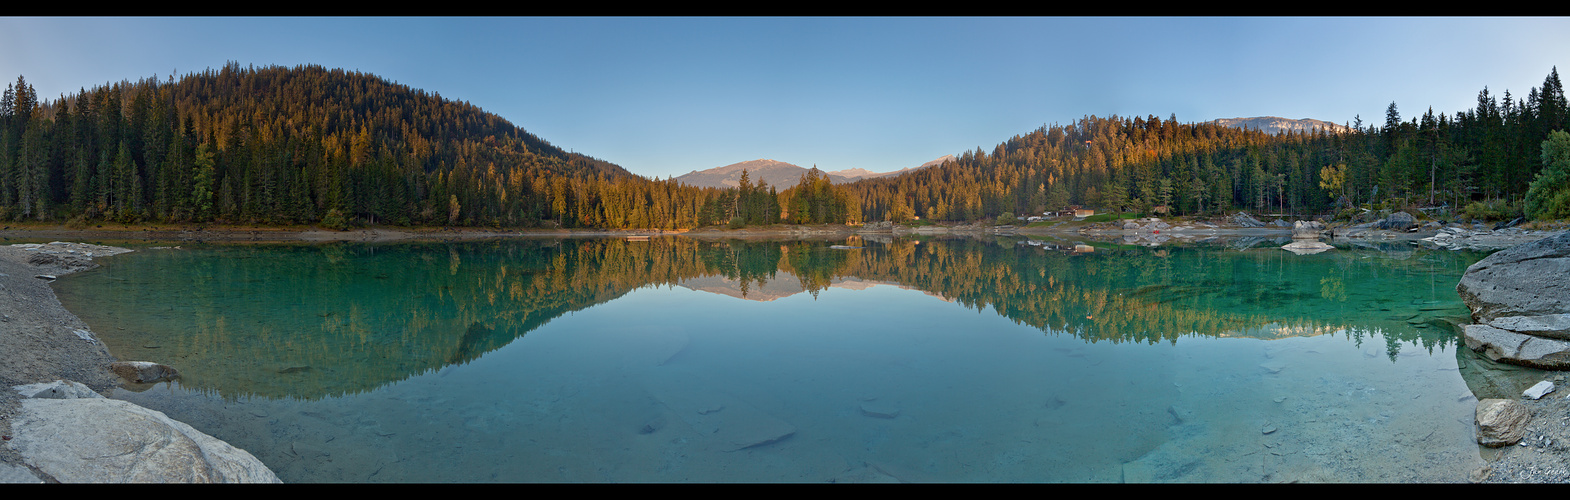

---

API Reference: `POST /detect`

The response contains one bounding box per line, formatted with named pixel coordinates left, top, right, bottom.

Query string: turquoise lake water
left=51, top=235, right=1502, bottom=482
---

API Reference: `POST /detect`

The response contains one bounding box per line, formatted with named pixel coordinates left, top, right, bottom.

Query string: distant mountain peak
left=675, top=155, right=951, bottom=189
left=1209, top=116, right=1352, bottom=135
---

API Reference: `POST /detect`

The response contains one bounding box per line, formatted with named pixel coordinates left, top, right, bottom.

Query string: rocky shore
left=1450, top=230, right=1570, bottom=482
left=0, top=242, right=278, bottom=483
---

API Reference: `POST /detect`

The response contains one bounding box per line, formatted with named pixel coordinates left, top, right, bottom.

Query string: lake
left=52, top=234, right=1504, bottom=482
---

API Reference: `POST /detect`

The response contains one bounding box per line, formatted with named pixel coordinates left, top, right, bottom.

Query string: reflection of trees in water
left=82, top=236, right=1480, bottom=400
left=825, top=237, right=1478, bottom=352
left=92, top=238, right=735, bottom=400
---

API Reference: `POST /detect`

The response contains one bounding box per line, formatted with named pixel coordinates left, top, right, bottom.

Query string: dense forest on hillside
left=847, top=68, right=1570, bottom=223
left=0, top=63, right=732, bottom=229
left=1, top=64, right=1566, bottom=229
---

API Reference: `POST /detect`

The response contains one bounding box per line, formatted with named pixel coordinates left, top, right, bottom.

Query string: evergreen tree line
left=1, top=64, right=1565, bottom=229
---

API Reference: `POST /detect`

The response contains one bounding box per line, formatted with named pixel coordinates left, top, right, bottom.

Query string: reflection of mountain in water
left=678, top=274, right=953, bottom=302
left=64, top=236, right=1485, bottom=401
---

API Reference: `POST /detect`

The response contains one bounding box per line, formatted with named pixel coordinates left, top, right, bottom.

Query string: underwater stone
left=110, top=361, right=181, bottom=384
left=859, top=401, right=900, bottom=419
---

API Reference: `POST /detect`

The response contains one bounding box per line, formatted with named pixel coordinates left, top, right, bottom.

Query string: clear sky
left=3, top=17, right=1567, bottom=180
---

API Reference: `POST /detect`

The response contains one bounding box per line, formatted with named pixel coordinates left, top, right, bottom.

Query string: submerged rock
left=109, top=361, right=181, bottom=384
left=860, top=401, right=900, bottom=419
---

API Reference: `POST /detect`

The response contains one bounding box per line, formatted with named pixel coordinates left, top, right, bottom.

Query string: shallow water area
left=55, top=236, right=1495, bottom=482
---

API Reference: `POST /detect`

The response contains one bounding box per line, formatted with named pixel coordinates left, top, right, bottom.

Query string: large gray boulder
left=1457, top=231, right=1570, bottom=322
left=1378, top=211, right=1418, bottom=231
left=7, top=380, right=280, bottom=483
left=1230, top=212, right=1265, bottom=228
left=1291, top=220, right=1325, bottom=238
left=1456, top=231, right=1570, bottom=368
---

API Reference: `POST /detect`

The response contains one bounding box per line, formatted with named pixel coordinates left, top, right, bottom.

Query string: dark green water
left=53, top=236, right=1498, bottom=482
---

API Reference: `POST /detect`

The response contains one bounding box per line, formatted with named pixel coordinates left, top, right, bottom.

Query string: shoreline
left=0, top=243, right=135, bottom=482
left=0, top=224, right=689, bottom=244
left=0, top=217, right=1559, bottom=249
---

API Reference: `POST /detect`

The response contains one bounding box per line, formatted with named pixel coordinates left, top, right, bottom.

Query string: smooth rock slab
left=1486, top=314, right=1570, bottom=340
left=8, top=397, right=280, bottom=483
left=1476, top=398, right=1531, bottom=447
left=14, top=379, right=102, bottom=399
left=1462, top=324, right=1570, bottom=369
left=0, top=463, right=43, bottom=483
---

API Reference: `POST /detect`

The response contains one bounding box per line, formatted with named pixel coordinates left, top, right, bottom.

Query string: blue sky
left=3, top=17, right=1567, bottom=179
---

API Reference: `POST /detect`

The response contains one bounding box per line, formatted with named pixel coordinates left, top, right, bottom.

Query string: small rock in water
left=110, top=361, right=181, bottom=384
left=860, top=401, right=900, bottom=419
left=1261, top=424, right=1277, bottom=435
left=1524, top=381, right=1556, bottom=400
left=639, top=415, right=666, bottom=435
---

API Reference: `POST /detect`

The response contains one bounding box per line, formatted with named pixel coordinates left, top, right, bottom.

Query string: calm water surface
left=54, top=236, right=1498, bottom=482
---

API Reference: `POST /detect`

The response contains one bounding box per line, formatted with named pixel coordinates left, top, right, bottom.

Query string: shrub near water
left=1527, top=130, right=1570, bottom=221
left=320, top=209, right=350, bottom=231
left=1461, top=199, right=1523, bottom=222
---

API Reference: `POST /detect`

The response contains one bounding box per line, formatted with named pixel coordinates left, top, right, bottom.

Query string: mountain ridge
left=1208, top=116, right=1352, bottom=135
left=675, top=155, right=953, bottom=189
